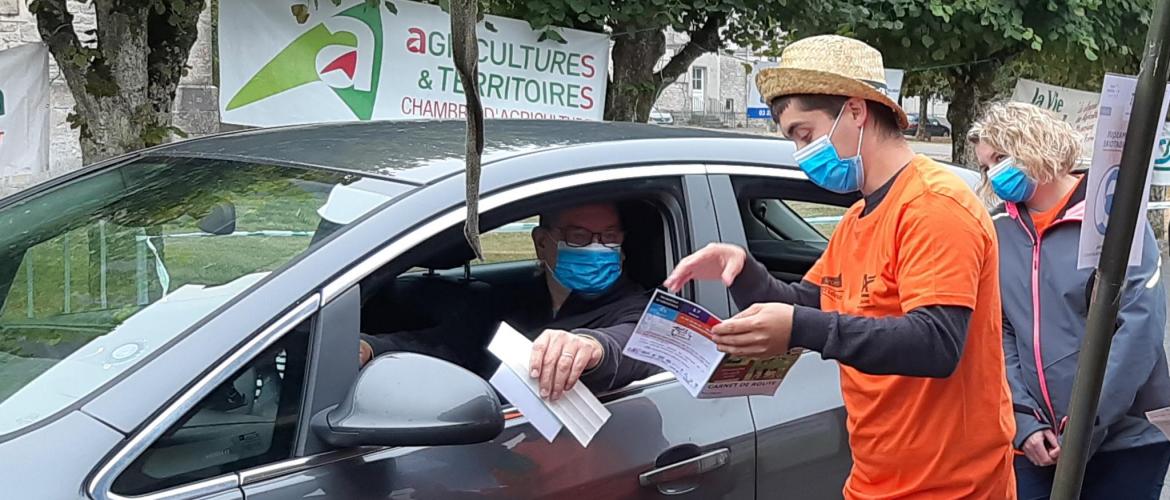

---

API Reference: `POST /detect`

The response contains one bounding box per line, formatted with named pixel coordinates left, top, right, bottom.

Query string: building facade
left=652, top=30, right=757, bottom=129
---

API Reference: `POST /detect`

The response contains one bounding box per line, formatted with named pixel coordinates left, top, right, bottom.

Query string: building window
left=725, top=98, right=735, bottom=111
left=692, top=67, right=705, bottom=91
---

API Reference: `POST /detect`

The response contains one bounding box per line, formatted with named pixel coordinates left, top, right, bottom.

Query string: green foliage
left=903, top=69, right=950, bottom=100
left=781, top=0, right=1151, bottom=90
left=486, top=0, right=792, bottom=47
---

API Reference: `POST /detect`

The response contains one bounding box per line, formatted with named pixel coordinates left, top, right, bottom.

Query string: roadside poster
left=883, top=68, right=905, bottom=103
left=1154, top=122, right=1170, bottom=185
left=747, top=64, right=903, bottom=120
left=746, top=61, right=779, bottom=119
left=1077, top=73, right=1170, bottom=269
left=623, top=290, right=800, bottom=398
left=219, top=0, right=610, bottom=126
left=0, top=43, right=50, bottom=177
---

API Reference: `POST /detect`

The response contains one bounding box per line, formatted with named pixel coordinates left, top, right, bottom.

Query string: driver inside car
left=359, top=203, right=660, bottom=401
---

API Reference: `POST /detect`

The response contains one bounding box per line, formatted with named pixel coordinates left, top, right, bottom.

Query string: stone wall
left=0, top=2, right=218, bottom=194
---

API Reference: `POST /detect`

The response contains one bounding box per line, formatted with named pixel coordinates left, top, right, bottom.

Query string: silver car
left=0, top=120, right=979, bottom=499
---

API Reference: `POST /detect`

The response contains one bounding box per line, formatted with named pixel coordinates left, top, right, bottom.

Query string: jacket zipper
left=1012, top=206, right=1081, bottom=430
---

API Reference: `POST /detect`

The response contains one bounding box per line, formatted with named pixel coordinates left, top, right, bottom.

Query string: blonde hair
left=968, top=102, right=1082, bottom=202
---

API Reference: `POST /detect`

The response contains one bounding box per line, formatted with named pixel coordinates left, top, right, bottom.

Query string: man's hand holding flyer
left=623, top=290, right=801, bottom=398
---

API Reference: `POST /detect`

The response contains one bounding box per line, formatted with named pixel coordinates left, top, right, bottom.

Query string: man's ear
left=846, top=97, right=868, bottom=126
left=532, top=227, right=553, bottom=261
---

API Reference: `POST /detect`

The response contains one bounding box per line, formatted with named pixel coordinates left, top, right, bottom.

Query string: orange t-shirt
left=804, top=156, right=1016, bottom=499
left=1029, top=177, right=1081, bottom=234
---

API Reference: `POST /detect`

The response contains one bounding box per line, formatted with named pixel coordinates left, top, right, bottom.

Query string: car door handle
left=639, top=447, right=731, bottom=487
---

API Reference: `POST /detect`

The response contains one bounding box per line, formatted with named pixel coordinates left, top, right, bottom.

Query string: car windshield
left=0, top=156, right=406, bottom=435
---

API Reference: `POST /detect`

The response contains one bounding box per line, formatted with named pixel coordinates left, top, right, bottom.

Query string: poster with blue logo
left=1154, top=121, right=1170, bottom=185
left=1077, top=73, right=1169, bottom=269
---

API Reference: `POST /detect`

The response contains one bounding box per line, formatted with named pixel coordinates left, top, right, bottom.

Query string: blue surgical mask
left=988, top=157, right=1036, bottom=203
left=792, top=106, right=865, bottom=194
left=550, top=242, right=622, bottom=294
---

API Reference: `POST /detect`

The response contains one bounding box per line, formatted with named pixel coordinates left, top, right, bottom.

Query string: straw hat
left=756, top=35, right=909, bottom=130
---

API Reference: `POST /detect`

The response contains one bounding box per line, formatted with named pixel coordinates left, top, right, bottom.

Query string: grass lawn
left=786, top=201, right=847, bottom=238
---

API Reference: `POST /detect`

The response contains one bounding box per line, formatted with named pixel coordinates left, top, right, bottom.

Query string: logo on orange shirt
left=820, top=274, right=843, bottom=300
left=860, top=274, right=876, bottom=306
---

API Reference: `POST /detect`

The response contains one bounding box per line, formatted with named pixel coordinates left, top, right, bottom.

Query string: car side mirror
left=311, top=352, right=503, bottom=448
left=197, top=202, right=236, bottom=235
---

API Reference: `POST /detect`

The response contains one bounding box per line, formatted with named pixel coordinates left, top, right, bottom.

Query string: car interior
left=733, top=178, right=857, bottom=283
left=108, top=180, right=690, bottom=496
left=357, top=184, right=684, bottom=383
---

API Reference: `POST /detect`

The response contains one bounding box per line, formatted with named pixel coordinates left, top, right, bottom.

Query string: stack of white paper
left=1148, top=407, right=1170, bottom=438
left=487, top=323, right=611, bottom=446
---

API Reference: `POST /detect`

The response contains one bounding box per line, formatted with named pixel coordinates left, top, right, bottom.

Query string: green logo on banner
left=0, top=88, right=5, bottom=117
left=227, top=4, right=383, bottom=120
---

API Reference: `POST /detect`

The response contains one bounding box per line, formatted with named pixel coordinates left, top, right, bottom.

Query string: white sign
left=1154, top=122, right=1170, bottom=185
left=219, top=0, right=610, bottom=126
left=746, top=61, right=778, bottom=119
left=1077, top=74, right=1170, bottom=269
left=746, top=63, right=904, bottom=119
left=883, top=68, right=905, bottom=104
left=0, top=43, right=50, bottom=176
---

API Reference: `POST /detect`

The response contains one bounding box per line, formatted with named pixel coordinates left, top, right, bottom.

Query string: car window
left=784, top=201, right=847, bottom=238
left=479, top=216, right=538, bottom=264
left=0, top=157, right=407, bottom=435
left=748, top=199, right=839, bottom=241
left=111, top=317, right=311, bottom=496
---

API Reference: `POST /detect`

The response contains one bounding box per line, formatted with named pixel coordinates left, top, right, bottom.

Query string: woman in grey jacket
left=971, top=102, right=1170, bottom=499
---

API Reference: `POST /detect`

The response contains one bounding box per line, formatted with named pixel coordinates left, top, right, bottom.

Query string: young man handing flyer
left=663, top=35, right=1016, bottom=499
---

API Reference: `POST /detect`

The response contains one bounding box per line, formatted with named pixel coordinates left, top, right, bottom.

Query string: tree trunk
left=915, top=95, right=931, bottom=142
left=32, top=0, right=205, bottom=165
left=605, top=26, right=664, bottom=122
left=606, top=15, right=725, bottom=123
left=946, top=59, right=1007, bottom=164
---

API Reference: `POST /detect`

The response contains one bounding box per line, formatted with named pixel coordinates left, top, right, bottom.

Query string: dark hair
left=769, top=94, right=902, bottom=138
left=538, top=210, right=559, bottom=228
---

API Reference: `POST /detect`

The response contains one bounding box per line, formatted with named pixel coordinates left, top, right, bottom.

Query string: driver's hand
left=359, top=339, right=373, bottom=367
left=529, top=329, right=603, bottom=401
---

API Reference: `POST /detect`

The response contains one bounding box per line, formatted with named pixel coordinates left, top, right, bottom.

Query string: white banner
left=883, top=68, right=905, bottom=104
left=0, top=43, right=50, bottom=176
left=746, top=64, right=904, bottom=119
left=219, top=0, right=609, bottom=126
left=1077, top=74, right=1170, bottom=269
left=746, top=61, right=778, bottom=119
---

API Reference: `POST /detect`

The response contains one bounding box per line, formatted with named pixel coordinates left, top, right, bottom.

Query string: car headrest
left=417, top=241, right=478, bottom=270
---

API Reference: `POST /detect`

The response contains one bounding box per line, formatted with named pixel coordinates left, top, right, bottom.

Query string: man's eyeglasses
left=553, top=226, right=624, bottom=248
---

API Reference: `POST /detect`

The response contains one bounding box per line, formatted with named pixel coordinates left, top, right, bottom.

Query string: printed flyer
left=623, top=290, right=801, bottom=398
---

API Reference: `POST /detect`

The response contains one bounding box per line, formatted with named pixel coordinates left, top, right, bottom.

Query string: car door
left=240, top=168, right=757, bottom=499
left=706, top=166, right=856, bottom=499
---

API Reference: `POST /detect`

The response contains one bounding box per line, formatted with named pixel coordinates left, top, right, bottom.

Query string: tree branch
left=656, top=13, right=726, bottom=87
left=30, top=0, right=95, bottom=117
left=30, top=0, right=82, bottom=57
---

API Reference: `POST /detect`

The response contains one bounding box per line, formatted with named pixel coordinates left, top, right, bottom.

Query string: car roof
left=150, top=120, right=776, bottom=184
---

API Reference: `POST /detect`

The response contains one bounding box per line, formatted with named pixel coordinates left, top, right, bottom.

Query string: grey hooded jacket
left=993, top=178, right=1170, bottom=454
